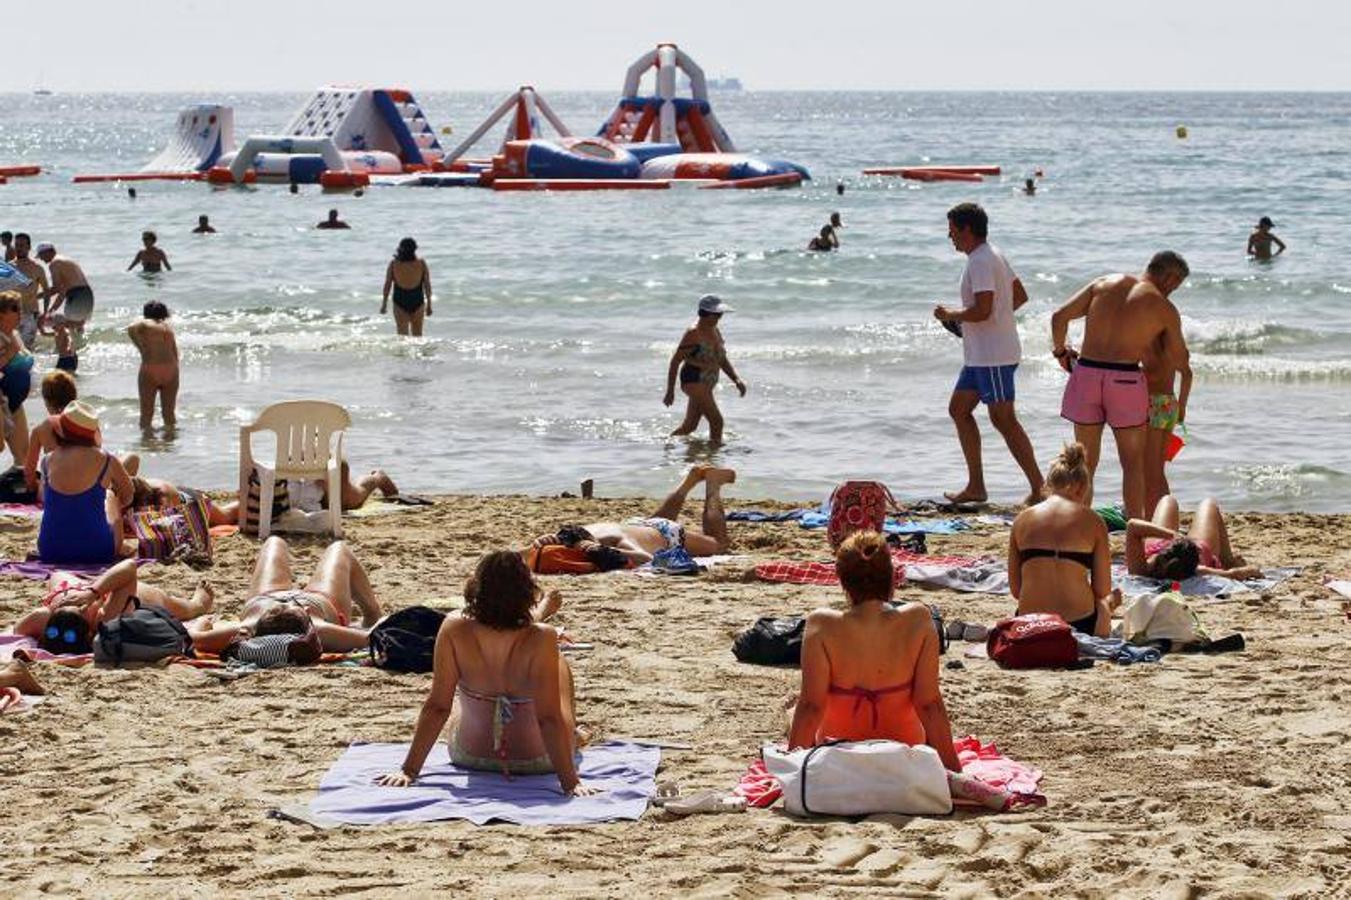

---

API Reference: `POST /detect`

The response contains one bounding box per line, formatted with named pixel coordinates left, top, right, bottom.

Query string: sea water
left=2, top=91, right=1349, bottom=510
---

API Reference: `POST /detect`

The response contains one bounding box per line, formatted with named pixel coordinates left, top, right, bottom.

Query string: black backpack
left=369, top=606, right=447, bottom=673
left=94, top=606, right=194, bottom=665
left=0, top=466, right=37, bottom=504
left=732, top=616, right=806, bottom=666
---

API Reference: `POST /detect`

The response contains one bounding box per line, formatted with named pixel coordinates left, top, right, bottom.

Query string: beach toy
left=1164, top=424, right=1188, bottom=462
left=1176, top=125, right=1188, bottom=139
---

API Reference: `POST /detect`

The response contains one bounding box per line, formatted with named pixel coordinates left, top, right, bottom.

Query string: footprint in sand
left=821, top=837, right=879, bottom=869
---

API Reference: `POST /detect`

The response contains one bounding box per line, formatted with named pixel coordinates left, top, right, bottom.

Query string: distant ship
left=679, top=75, right=743, bottom=92
left=33, top=89, right=53, bottom=96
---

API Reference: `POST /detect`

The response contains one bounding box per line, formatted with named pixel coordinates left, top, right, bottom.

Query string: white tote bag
left=761, top=740, right=953, bottom=817
left=1118, top=592, right=1205, bottom=644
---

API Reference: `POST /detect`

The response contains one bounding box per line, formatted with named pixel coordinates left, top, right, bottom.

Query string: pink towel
left=0, top=634, right=92, bottom=666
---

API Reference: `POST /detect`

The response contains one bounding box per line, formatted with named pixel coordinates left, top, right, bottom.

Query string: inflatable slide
left=74, top=104, right=235, bottom=183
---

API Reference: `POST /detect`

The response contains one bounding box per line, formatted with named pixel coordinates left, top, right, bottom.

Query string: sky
left=4, top=0, right=1350, bottom=93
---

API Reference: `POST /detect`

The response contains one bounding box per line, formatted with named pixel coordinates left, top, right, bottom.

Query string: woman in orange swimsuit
left=377, top=549, right=593, bottom=794
left=787, top=531, right=961, bottom=771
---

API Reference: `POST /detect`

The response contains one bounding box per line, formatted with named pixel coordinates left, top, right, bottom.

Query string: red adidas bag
left=986, top=614, right=1079, bottom=669
left=827, top=481, right=898, bottom=549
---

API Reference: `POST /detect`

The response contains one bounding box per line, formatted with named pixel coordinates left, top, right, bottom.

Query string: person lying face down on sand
left=376, top=549, right=597, bottom=795
left=1008, top=443, right=1121, bottom=637
left=188, top=536, right=382, bottom=657
left=1125, top=496, right=1262, bottom=583
left=13, top=558, right=215, bottom=656
left=787, top=531, right=962, bottom=772
left=527, top=465, right=736, bottom=567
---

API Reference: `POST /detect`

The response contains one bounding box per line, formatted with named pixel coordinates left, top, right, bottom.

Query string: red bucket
left=1164, top=427, right=1187, bottom=462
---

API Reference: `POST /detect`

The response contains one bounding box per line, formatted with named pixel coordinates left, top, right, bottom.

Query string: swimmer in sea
left=830, top=212, right=843, bottom=230
left=664, top=295, right=745, bottom=446
left=808, top=225, right=839, bottom=252
left=0, top=292, right=35, bottom=467
left=192, top=215, right=216, bottom=234
left=127, top=231, right=171, bottom=273
left=35, top=243, right=94, bottom=337
left=127, top=300, right=179, bottom=431
left=380, top=237, right=432, bottom=337
left=317, top=209, right=350, bottom=230
left=1023, top=178, right=1036, bottom=196
left=1, top=231, right=12, bottom=262
left=836, top=181, right=845, bottom=196
left=1247, top=216, right=1286, bottom=260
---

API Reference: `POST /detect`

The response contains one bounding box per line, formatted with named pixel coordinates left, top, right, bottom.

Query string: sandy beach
left=3, top=493, right=1350, bottom=897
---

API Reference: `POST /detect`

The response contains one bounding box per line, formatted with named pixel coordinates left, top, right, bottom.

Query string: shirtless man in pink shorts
left=1050, top=251, right=1190, bottom=519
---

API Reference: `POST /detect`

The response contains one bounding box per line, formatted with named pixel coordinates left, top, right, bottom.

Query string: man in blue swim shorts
left=933, top=203, right=1043, bottom=505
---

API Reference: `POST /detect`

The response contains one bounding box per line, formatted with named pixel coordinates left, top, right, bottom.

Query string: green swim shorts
left=1149, top=393, right=1179, bottom=431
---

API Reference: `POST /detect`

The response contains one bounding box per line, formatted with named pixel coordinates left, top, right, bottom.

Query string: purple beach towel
left=0, top=558, right=152, bottom=582
left=307, top=741, right=660, bottom=826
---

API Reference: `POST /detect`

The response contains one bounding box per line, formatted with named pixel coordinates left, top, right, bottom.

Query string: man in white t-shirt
left=933, top=203, right=1043, bottom=505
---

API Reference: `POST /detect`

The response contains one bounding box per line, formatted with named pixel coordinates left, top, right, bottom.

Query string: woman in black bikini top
left=1007, top=443, right=1119, bottom=636
left=381, top=237, right=432, bottom=337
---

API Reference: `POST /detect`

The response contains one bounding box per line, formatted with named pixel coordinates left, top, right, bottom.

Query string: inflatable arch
left=599, top=43, right=736, bottom=153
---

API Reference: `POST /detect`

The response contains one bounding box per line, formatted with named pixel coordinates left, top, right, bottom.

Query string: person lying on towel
left=188, top=536, right=381, bottom=656
left=1126, top=495, right=1262, bottom=582
left=1008, top=442, right=1121, bottom=636
left=377, top=549, right=597, bottom=795
left=13, top=558, right=214, bottom=656
left=524, top=465, right=735, bottom=571
left=787, top=531, right=962, bottom=772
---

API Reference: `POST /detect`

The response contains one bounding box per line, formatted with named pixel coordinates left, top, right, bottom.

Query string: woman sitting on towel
left=13, top=558, right=215, bottom=656
left=34, top=402, right=135, bottom=565
left=788, top=531, right=962, bottom=772
left=377, top=549, right=593, bottom=795
left=187, top=536, right=381, bottom=656
left=1008, top=443, right=1118, bottom=636
left=1126, top=495, right=1262, bottom=582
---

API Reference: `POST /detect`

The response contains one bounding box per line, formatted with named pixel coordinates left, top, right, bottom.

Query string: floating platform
left=491, top=178, right=672, bottom=192
left=0, top=165, right=41, bottom=178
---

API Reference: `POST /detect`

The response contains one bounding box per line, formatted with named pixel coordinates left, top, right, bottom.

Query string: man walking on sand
left=933, top=203, right=1043, bottom=505
left=1050, top=251, right=1191, bottom=520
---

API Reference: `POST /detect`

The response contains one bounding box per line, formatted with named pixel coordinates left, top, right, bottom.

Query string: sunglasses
left=44, top=625, right=83, bottom=646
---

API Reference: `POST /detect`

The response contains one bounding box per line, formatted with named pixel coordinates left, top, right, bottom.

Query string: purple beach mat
left=0, top=558, right=152, bottom=582
left=304, top=740, right=660, bottom=826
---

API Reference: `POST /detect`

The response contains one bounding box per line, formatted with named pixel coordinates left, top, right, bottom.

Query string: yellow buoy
left=1176, top=125, right=1188, bottom=139
left=440, top=125, right=454, bottom=135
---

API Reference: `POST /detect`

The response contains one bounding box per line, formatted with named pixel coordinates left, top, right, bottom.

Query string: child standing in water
left=663, top=294, right=746, bottom=445
left=1247, top=216, right=1286, bottom=260
left=128, top=232, right=172, bottom=273
left=127, top=300, right=179, bottom=430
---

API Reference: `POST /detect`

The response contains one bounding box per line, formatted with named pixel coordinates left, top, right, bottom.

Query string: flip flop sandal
left=664, top=793, right=747, bottom=816
left=651, top=781, right=682, bottom=808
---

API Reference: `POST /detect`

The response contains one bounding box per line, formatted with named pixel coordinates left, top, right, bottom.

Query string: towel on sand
left=737, top=737, right=1044, bottom=812
left=0, top=558, right=152, bottom=582
left=0, top=634, right=93, bottom=666
left=726, top=509, right=809, bottom=523
left=798, top=511, right=972, bottom=536
left=298, top=741, right=659, bottom=826
left=1113, top=565, right=1299, bottom=599
left=1074, top=633, right=1162, bottom=665
left=755, top=549, right=976, bottom=588
left=0, top=503, right=42, bottom=519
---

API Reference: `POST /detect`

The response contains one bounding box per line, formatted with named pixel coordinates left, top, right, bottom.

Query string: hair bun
left=1059, top=442, right=1086, bottom=469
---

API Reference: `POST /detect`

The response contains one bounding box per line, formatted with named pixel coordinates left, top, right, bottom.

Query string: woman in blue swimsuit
left=0, top=291, right=35, bottom=466
left=380, top=237, right=432, bottom=337
left=35, top=402, right=134, bottom=565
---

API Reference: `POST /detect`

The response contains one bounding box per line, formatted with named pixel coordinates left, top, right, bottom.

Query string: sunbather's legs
left=304, top=540, right=381, bottom=626
left=138, top=581, right=215, bottom=621
left=650, top=466, right=709, bottom=521
left=249, top=536, right=295, bottom=597
left=685, top=467, right=736, bottom=555
left=1151, top=495, right=1180, bottom=531
left=1190, top=498, right=1238, bottom=566
left=311, top=621, right=371, bottom=652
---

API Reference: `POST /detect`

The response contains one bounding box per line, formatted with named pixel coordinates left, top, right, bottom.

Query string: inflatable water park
left=71, top=44, right=809, bottom=193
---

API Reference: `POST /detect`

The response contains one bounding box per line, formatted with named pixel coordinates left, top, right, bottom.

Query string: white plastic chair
left=238, top=400, right=350, bottom=539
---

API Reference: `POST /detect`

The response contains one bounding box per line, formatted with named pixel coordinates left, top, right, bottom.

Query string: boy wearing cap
left=664, top=294, right=746, bottom=446
left=1247, top=216, right=1286, bottom=260
left=933, top=203, right=1043, bottom=506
